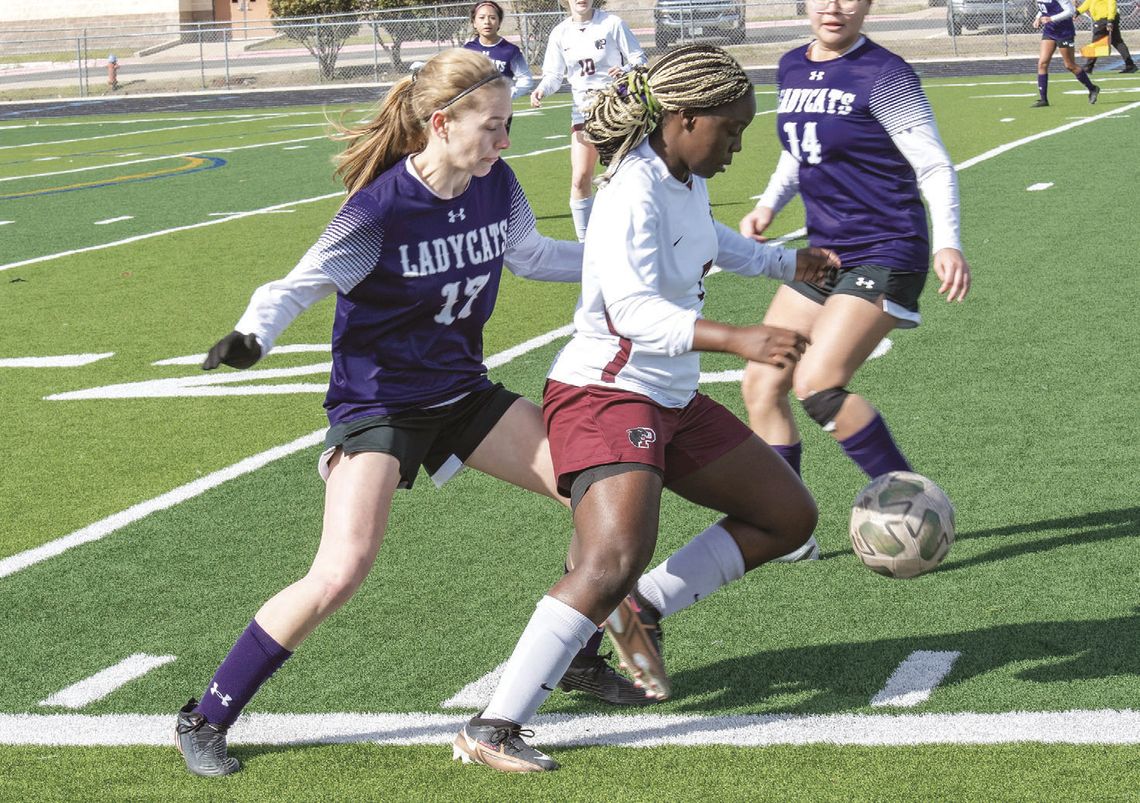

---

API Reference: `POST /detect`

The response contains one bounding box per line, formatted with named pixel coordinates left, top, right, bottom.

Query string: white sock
left=636, top=522, right=746, bottom=618
left=570, top=196, right=593, bottom=242
left=482, top=595, right=598, bottom=725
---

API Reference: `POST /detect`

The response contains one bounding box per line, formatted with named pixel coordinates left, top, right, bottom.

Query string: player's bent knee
left=799, top=387, right=849, bottom=430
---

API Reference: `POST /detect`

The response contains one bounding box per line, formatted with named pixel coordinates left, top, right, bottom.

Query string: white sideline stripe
left=440, top=661, right=507, bottom=709
left=39, top=654, right=176, bottom=709
left=0, top=430, right=325, bottom=580
left=4, top=709, right=1140, bottom=747
left=0, top=220, right=13, bottom=226
left=0, top=191, right=343, bottom=273
left=871, top=650, right=960, bottom=708
left=0, top=352, right=113, bottom=368
left=1027, top=182, right=1054, bottom=191
left=93, top=215, right=133, bottom=225
left=282, top=145, right=308, bottom=150
left=152, top=343, right=329, bottom=366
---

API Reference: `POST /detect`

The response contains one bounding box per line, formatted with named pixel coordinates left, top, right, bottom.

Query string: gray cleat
left=558, top=652, right=657, bottom=705
left=175, top=698, right=240, bottom=777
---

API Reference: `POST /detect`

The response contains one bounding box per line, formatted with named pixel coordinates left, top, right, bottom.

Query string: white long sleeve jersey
left=534, top=9, right=646, bottom=123
left=548, top=139, right=797, bottom=409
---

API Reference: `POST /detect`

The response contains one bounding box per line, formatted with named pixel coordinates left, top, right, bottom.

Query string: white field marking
left=46, top=362, right=332, bottom=400
left=0, top=220, right=13, bottom=226
left=0, top=112, right=319, bottom=132
left=38, top=654, right=176, bottom=709
left=871, top=650, right=961, bottom=708
left=440, top=661, right=507, bottom=708
left=544, top=134, right=564, bottom=139
left=32, top=156, right=60, bottom=162
left=1027, top=182, right=1054, bottom=191
left=282, top=145, right=308, bottom=150
left=0, top=352, right=113, bottom=368
left=153, top=343, right=329, bottom=366
left=116, top=152, right=143, bottom=157
left=1000, top=117, right=1015, bottom=122
left=0, top=190, right=342, bottom=273
left=0, top=429, right=325, bottom=580
left=698, top=338, right=891, bottom=385
left=93, top=215, right=133, bottom=225
left=4, top=709, right=1140, bottom=747
left=504, top=143, right=571, bottom=159
left=208, top=209, right=294, bottom=216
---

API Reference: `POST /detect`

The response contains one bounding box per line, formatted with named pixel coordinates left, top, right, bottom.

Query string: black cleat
left=558, top=652, right=657, bottom=705
left=1121, top=63, right=1138, bottom=73
left=453, top=717, right=559, bottom=772
left=1089, top=85, right=1101, bottom=104
left=1031, top=98, right=1050, bottom=107
left=175, top=699, right=240, bottom=777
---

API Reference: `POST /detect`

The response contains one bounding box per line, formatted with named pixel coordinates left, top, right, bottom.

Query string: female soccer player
left=462, top=0, right=534, bottom=98
left=529, top=0, right=646, bottom=240
left=1032, top=0, right=1100, bottom=105
left=453, top=45, right=840, bottom=773
left=174, top=47, right=646, bottom=779
left=737, top=0, right=972, bottom=561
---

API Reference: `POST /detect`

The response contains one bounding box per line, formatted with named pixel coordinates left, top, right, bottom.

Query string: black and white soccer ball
left=849, top=471, right=955, bottom=579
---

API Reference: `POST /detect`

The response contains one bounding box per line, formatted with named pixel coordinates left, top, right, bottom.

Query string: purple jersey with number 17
left=775, top=39, right=934, bottom=272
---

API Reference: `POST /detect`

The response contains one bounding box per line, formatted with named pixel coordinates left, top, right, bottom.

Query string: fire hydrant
left=107, top=54, right=119, bottom=90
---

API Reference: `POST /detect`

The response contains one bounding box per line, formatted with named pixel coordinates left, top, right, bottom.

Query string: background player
left=530, top=0, right=646, bottom=240
left=453, top=45, right=840, bottom=774
left=738, top=0, right=971, bottom=561
left=462, top=0, right=534, bottom=99
left=1032, top=0, right=1100, bottom=106
left=1076, top=0, right=1138, bottom=73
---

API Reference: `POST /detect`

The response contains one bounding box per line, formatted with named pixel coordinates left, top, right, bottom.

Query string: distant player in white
left=530, top=0, right=646, bottom=240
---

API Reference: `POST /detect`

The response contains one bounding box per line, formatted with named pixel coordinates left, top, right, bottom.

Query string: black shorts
left=1092, top=17, right=1124, bottom=47
left=787, top=264, right=927, bottom=329
left=319, top=384, right=521, bottom=489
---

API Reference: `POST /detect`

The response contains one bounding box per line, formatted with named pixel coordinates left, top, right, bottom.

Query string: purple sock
left=1037, top=73, right=1048, bottom=100
left=195, top=619, right=293, bottom=728
left=770, top=442, right=803, bottom=476
left=839, top=414, right=910, bottom=479
left=579, top=627, right=605, bottom=657
left=1075, top=69, right=1095, bottom=89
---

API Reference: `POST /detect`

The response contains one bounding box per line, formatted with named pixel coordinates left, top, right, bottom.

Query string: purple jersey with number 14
left=775, top=39, right=934, bottom=272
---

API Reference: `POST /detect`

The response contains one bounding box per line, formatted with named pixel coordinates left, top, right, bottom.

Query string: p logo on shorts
left=627, top=427, right=657, bottom=449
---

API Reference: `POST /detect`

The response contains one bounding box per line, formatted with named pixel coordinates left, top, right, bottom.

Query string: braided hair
left=582, top=44, right=752, bottom=185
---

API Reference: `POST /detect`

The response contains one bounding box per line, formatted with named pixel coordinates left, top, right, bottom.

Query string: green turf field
left=1, top=72, right=1139, bottom=800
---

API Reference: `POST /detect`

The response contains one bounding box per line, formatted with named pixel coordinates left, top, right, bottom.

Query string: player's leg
left=1113, top=17, right=1137, bottom=70
left=1035, top=38, right=1056, bottom=105
left=177, top=449, right=400, bottom=776
left=1061, top=44, right=1100, bottom=99
left=569, top=127, right=598, bottom=241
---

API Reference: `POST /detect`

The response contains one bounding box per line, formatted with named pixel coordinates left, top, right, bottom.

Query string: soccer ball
left=848, top=471, right=955, bottom=579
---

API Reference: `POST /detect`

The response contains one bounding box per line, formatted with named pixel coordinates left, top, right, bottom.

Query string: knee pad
left=800, top=387, right=850, bottom=431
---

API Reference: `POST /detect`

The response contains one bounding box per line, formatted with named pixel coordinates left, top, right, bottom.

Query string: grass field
left=1, top=70, right=1139, bottom=801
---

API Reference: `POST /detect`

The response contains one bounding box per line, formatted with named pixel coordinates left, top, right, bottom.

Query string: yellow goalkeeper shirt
left=1076, top=0, right=1117, bottom=20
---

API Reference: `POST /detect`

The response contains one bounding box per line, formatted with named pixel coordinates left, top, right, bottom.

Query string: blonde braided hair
left=582, top=44, right=752, bottom=185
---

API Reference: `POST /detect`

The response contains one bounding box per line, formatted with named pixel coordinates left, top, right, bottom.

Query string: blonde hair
left=332, top=48, right=508, bottom=198
left=583, top=44, right=752, bottom=184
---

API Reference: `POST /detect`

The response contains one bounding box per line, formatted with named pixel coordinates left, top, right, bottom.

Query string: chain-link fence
left=2, top=0, right=1135, bottom=101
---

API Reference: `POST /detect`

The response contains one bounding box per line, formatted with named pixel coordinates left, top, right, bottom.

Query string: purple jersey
left=309, top=158, right=536, bottom=425
left=775, top=39, right=935, bottom=271
left=1037, top=0, right=1077, bottom=40
left=463, top=37, right=523, bottom=78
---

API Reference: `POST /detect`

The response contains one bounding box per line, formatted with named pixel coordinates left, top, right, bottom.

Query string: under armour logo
left=209, top=682, right=232, bottom=707
left=447, top=208, right=466, bottom=223
left=855, top=277, right=875, bottom=289
left=627, top=427, right=657, bottom=448
left=809, top=70, right=825, bottom=81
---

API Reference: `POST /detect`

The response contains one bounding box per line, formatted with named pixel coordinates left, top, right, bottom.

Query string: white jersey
left=548, top=140, right=797, bottom=408
left=534, top=9, right=646, bottom=123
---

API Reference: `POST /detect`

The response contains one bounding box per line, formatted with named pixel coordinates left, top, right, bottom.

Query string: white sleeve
left=233, top=260, right=337, bottom=355
left=535, top=28, right=567, bottom=96
left=594, top=196, right=696, bottom=357
left=755, top=150, right=801, bottom=213
left=615, top=17, right=647, bottom=69
left=503, top=175, right=582, bottom=282
left=890, top=122, right=962, bottom=253
left=509, top=52, right=534, bottom=98
left=712, top=221, right=797, bottom=280
left=1051, top=0, right=1076, bottom=21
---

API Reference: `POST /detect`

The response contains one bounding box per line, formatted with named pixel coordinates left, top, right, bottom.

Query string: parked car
left=654, top=0, right=747, bottom=49
left=946, top=0, right=1036, bottom=35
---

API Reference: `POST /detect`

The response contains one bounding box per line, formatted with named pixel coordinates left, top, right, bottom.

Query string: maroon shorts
left=571, top=123, right=586, bottom=133
left=543, top=380, right=754, bottom=498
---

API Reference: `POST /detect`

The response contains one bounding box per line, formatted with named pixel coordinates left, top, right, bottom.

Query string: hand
left=793, top=247, right=841, bottom=285
left=739, top=206, right=775, bottom=242
left=607, top=65, right=624, bottom=78
left=1034, top=17, right=1044, bottom=28
left=731, top=324, right=810, bottom=369
left=530, top=88, right=544, bottom=108
left=933, top=247, right=971, bottom=302
left=202, top=330, right=261, bottom=370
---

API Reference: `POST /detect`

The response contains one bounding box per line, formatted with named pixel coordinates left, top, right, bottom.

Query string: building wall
left=0, top=0, right=216, bottom=28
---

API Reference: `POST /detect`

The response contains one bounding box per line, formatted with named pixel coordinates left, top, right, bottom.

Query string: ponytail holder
left=409, top=61, right=426, bottom=84
left=621, top=68, right=661, bottom=118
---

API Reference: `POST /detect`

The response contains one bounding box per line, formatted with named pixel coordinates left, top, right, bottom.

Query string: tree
left=269, top=0, right=372, bottom=80
left=366, top=0, right=469, bottom=71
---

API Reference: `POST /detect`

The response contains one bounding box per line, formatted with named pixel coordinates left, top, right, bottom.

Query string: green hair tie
left=622, top=70, right=662, bottom=118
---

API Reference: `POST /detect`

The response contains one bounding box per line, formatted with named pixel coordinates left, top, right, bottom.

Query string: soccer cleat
left=1121, top=64, right=1138, bottom=73
left=1089, top=85, right=1100, bottom=104
left=1031, top=98, right=1050, bottom=107
left=558, top=652, right=657, bottom=705
left=175, top=699, right=240, bottom=777
left=770, top=535, right=821, bottom=563
left=606, top=590, right=670, bottom=700
left=452, top=718, right=559, bottom=773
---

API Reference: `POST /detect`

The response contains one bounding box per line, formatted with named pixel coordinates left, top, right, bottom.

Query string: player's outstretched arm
left=202, top=331, right=262, bottom=370
left=693, top=320, right=809, bottom=369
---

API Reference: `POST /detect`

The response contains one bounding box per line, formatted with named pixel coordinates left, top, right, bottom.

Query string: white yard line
left=440, top=661, right=508, bottom=709
left=0, top=352, right=113, bottom=368
left=1027, top=182, right=1054, bottom=191
left=38, top=655, right=176, bottom=709
left=93, top=215, right=133, bottom=225
left=871, top=651, right=961, bottom=708
left=3, top=709, right=1140, bottom=747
